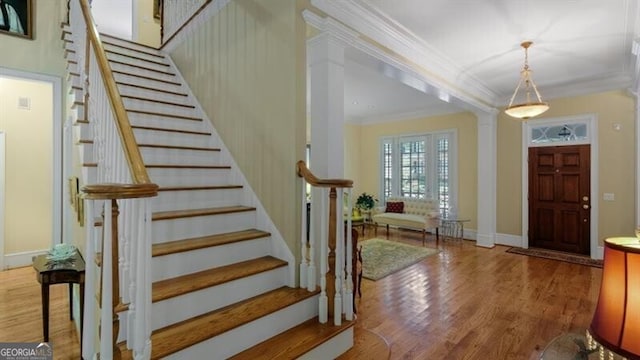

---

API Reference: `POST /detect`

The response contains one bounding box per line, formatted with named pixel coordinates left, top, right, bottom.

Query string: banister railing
left=69, top=0, right=159, bottom=359
left=296, top=161, right=354, bottom=325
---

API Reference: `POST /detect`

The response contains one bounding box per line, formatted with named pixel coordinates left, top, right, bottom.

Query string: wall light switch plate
left=603, top=193, right=615, bottom=201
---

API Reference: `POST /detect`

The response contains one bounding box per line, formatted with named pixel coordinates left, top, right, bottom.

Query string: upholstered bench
left=372, top=197, right=440, bottom=245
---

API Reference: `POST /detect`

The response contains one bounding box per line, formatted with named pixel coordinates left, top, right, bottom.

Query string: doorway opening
left=521, top=114, right=599, bottom=259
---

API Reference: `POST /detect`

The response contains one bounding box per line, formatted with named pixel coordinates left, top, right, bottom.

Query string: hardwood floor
left=0, top=228, right=602, bottom=360
left=339, top=228, right=602, bottom=360
left=0, top=265, right=81, bottom=360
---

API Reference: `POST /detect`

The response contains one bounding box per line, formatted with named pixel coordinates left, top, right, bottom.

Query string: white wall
left=91, top=0, right=133, bottom=40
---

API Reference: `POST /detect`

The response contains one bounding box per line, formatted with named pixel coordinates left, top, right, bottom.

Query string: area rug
left=506, top=247, right=603, bottom=268
left=360, top=238, right=439, bottom=280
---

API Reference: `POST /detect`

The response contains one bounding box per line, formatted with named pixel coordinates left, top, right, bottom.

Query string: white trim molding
left=521, top=114, right=599, bottom=259
left=495, top=233, right=523, bottom=248
left=476, top=111, right=498, bottom=248
left=4, top=249, right=48, bottom=270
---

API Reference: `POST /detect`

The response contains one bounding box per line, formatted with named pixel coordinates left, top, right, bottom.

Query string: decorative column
left=307, top=31, right=346, bottom=178
left=476, top=110, right=498, bottom=248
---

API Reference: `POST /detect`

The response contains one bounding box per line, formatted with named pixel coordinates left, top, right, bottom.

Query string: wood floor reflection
left=338, top=228, right=602, bottom=360
left=0, top=228, right=602, bottom=360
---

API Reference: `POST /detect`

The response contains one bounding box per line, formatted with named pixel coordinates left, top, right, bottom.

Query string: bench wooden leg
left=422, top=229, right=426, bottom=246
left=386, top=224, right=389, bottom=238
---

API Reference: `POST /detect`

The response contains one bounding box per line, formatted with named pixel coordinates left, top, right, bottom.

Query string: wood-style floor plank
left=338, top=228, right=602, bottom=360
left=0, top=227, right=602, bottom=359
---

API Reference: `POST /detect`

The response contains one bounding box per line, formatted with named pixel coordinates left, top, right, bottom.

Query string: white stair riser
left=109, top=62, right=176, bottom=83
left=152, top=236, right=271, bottom=282
left=103, top=43, right=166, bottom=63
left=141, top=147, right=221, bottom=167
left=151, top=267, right=288, bottom=330
left=165, top=295, right=319, bottom=360
left=124, top=99, right=200, bottom=121
left=63, top=31, right=72, bottom=41
left=69, top=87, right=83, bottom=99
left=68, top=73, right=82, bottom=88
left=152, top=211, right=257, bottom=243
left=82, top=166, right=96, bottom=184
left=152, top=188, right=243, bottom=212
left=299, top=327, right=354, bottom=360
left=67, top=62, right=79, bottom=74
left=100, top=36, right=164, bottom=55
left=117, top=84, right=188, bottom=105
left=147, top=168, right=231, bottom=187
left=72, top=103, right=85, bottom=120
left=133, top=129, right=212, bottom=148
left=73, top=124, right=92, bottom=142
left=106, top=52, right=170, bottom=73
left=77, top=143, right=93, bottom=164
left=113, top=72, right=183, bottom=93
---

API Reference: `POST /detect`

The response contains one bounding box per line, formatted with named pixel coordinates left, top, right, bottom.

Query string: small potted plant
left=355, top=192, right=377, bottom=213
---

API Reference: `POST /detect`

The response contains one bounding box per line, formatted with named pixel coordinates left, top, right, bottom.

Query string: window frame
left=379, top=130, right=457, bottom=216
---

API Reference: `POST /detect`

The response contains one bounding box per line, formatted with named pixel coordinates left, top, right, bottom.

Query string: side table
left=32, top=251, right=85, bottom=349
left=440, top=218, right=470, bottom=241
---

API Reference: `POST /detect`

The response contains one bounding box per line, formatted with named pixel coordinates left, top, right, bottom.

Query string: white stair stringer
left=164, top=295, right=319, bottom=360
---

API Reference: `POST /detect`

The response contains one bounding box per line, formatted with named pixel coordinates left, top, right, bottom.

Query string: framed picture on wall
left=153, top=0, right=162, bottom=20
left=0, top=0, right=32, bottom=39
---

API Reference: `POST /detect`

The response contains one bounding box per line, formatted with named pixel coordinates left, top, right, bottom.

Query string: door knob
left=583, top=196, right=589, bottom=201
left=583, top=204, right=590, bottom=209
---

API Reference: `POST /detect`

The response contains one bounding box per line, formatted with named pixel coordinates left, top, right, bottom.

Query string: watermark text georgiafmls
left=0, top=343, right=52, bottom=360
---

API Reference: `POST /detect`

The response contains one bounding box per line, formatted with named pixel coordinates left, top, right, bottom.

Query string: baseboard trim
left=495, top=233, right=523, bottom=247
left=3, top=249, right=48, bottom=270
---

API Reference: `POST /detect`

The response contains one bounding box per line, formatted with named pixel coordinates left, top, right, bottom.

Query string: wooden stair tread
left=109, top=59, right=175, bottom=75
left=116, top=81, right=188, bottom=96
left=152, top=205, right=255, bottom=221
left=131, top=125, right=211, bottom=136
left=158, top=185, right=242, bottom=191
left=127, top=108, right=201, bottom=121
left=105, top=49, right=169, bottom=66
left=112, top=70, right=181, bottom=86
left=146, top=164, right=230, bottom=169
left=138, top=143, right=220, bottom=152
left=121, top=95, right=195, bottom=108
left=100, top=34, right=161, bottom=51
left=150, top=287, right=319, bottom=359
left=230, top=318, right=354, bottom=360
left=152, top=256, right=286, bottom=302
left=102, top=40, right=165, bottom=59
left=152, top=229, right=270, bottom=257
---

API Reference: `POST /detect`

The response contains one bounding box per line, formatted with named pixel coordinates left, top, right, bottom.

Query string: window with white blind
left=380, top=131, right=456, bottom=216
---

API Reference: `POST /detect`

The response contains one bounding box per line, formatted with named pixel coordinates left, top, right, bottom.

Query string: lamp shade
left=589, top=237, right=640, bottom=359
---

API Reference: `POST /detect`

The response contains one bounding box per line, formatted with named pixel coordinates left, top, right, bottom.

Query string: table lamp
left=587, top=237, right=640, bottom=360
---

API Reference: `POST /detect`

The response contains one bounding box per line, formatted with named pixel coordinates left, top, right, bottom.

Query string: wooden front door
left=529, top=145, right=590, bottom=254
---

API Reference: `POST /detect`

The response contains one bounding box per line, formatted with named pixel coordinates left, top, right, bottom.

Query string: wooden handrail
left=78, top=0, right=152, bottom=185
left=296, top=161, right=353, bottom=188
left=82, top=183, right=159, bottom=200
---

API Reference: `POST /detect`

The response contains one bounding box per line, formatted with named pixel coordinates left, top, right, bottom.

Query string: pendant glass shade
left=505, top=41, right=549, bottom=120
left=587, top=237, right=640, bottom=360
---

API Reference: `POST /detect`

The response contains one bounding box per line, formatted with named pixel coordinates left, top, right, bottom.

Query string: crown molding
left=304, top=7, right=495, bottom=115
left=349, top=106, right=466, bottom=125
left=310, top=0, right=500, bottom=106
left=518, top=72, right=633, bottom=104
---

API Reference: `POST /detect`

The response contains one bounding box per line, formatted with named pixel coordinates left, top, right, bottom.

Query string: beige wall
left=352, top=112, right=478, bottom=229
left=170, top=0, right=307, bottom=253
left=497, top=90, right=635, bottom=242
left=136, top=0, right=161, bottom=48
left=344, top=123, right=362, bottom=194
left=0, top=1, right=67, bottom=77
left=0, top=77, right=53, bottom=254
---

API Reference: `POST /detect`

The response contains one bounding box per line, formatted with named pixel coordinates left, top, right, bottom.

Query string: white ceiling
left=334, top=0, right=640, bottom=123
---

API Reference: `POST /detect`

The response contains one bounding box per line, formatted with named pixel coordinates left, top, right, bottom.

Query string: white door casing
left=521, top=114, right=600, bottom=259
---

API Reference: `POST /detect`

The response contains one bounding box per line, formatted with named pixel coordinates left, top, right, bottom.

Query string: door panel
left=529, top=145, right=590, bottom=254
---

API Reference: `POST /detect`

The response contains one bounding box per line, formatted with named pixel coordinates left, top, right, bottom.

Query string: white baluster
left=100, top=200, right=113, bottom=359
left=299, top=177, right=308, bottom=289
left=318, top=189, right=328, bottom=324
left=307, top=187, right=316, bottom=291
left=334, top=189, right=343, bottom=326
left=344, top=189, right=353, bottom=321
left=82, top=199, right=97, bottom=360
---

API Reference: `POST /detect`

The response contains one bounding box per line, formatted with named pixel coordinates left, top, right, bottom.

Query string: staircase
left=62, top=26, right=353, bottom=359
